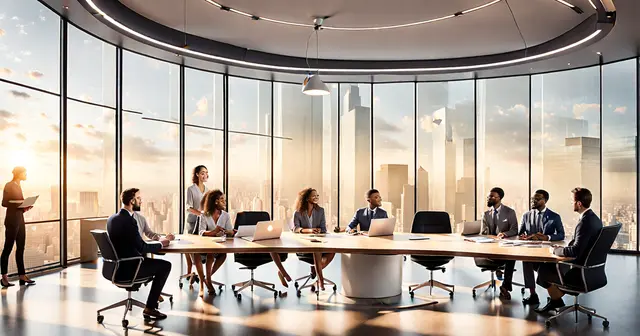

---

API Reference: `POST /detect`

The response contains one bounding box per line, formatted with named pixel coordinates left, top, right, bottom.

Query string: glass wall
left=477, top=77, right=530, bottom=219
left=417, top=81, right=475, bottom=231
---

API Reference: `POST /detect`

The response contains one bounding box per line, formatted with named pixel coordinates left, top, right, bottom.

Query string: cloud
left=0, top=67, right=12, bottom=76
left=509, top=104, right=527, bottom=114
left=572, top=103, right=599, bottom=119
left=192, top=97, right=208, bottom=116
left=376, top=135, right=408, bottom=151
left=375, top=117, right=403, bottom=133
left=419, top=115, right=434, bottom=133
left=9, top=90, right=30, bottom=99
left=74, top=124, right=84, bottom=129
left=20, top=50, right=31, bottom=56
left=122, top=134, right=174, bottom=163
left=0, top=109, right=13, bottom=118
left=50, top=124, right=59, bottom=133
left=0, top=29, right=4, bottom=37
left=0, top=109, right=16, bottom=130
left=613, top=106, right=627, bottom=114
left=16, top=133, right=26, bottom=142
left=27, top=70, right=43, bottom=79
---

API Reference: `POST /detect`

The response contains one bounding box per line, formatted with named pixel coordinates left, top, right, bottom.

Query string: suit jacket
left=555, top=209, right=602, bottom=265
left=519, top=208, right=565, bottom=241
left=2, top=181, right=24, bottom=227
left=481, top=204, right=518, bottom=237
left=348, top=207, right=388, bottom=231
left=293, top=207, right=326, bottom=233
left=107, top=209, right=162, bottom=279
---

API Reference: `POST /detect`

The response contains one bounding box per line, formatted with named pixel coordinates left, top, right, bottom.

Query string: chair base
left=546, top=296, right=609, bottom=328
left=408, top=270, right=455, bottom=297
left=96, top=291, right=146, bottom=329
left=295, top=271, right=337, bottom=297
left=472, top=271, right=501, bottom=298
left=231, top=269, right=279, bottom=299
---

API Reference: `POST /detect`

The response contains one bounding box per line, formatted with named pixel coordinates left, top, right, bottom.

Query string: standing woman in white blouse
left=198, top=189, right=234, bottom=295
left=183, top=165, right=209, bottom=290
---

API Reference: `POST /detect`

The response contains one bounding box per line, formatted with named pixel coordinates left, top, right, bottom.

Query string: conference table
left=162, top=232, right=569, bottom=299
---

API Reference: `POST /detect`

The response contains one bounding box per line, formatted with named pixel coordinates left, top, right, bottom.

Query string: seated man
left=346, top=189, right=388, bottom=233
left=107, top=188, right=172, bottom=320
left=500, top=189, right=565, bottom=304
left=134, top=211, right=175, bottom=242
left=534, top=187, right=602, bottom=313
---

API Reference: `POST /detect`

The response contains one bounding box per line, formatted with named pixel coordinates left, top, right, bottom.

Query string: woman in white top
left=183, top=165, right=209, bottom=290
left=198, top=189, right=234, bottom=295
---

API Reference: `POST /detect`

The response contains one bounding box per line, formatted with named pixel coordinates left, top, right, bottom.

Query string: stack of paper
left=464, top=237, right=494, bottom=243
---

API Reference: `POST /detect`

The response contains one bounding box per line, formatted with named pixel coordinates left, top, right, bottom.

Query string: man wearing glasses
left=499, top=189, right=565, bottom=303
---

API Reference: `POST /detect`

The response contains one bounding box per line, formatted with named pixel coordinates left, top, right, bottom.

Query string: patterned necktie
left=537, top=210, right=543, bottom=233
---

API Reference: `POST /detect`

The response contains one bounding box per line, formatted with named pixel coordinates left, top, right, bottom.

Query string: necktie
left=537, top=211, right=543, bottom=233
left=492, top=209, right=498, bottom=235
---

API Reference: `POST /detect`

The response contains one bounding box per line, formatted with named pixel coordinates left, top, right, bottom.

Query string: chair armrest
left=111, top=256, right=144, bottom=287
left=558, top=261, right=605, bottom=269
left=555, top=261, right=604, bottom=292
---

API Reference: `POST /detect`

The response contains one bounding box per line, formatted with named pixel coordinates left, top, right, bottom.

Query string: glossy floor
left=1, top=253, right=638, bottom=336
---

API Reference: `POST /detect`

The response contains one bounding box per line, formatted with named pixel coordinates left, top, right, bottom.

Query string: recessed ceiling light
left=567, top=63, right=571, bottom=65
left=596, top=51, right=601, bottom=55
left=84, top=0, right=605, bottom=74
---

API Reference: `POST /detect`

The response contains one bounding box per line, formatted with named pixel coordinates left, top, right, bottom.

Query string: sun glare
left=7, top=148, right=36, bottom=170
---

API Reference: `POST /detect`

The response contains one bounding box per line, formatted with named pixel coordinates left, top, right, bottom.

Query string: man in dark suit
left=107, top=188, right=172, bottom=320
left=500, top=189, right=565, bottom=304
left=346, top=189, right=388, bottom=233
left=534, top=187, right=602, bottom=313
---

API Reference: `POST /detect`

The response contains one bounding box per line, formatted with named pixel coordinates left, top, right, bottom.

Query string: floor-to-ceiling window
left=476, top=77, right=530, bottom=220
left=531, top=67, right=601, bottom=240
left=373, top=83, right=415, bottom=232
left=339, top=84, right=372, bottom=226
left=0, top=0, right=61, bottom=272
left=122, top=51, right=180, bottom=234
left=602, top=59, right=637, bottom=251
left=227, top=77, right=272, bottom=219
left=66, top=25, right=116, bottom=259
left=416, top=81, right=475, bottom=230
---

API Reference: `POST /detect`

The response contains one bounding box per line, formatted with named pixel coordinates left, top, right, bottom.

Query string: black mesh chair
left=231, top=211, right=288, bottom=300
left=408, top=211, right=455, bottom=298
left=545, top=224, right=620, bottom=329
left=294, top=253, right=337, bottom=297
left=91, top=230, right=171, bottom=329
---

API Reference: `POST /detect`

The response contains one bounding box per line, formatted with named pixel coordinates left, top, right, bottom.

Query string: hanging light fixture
left=302, top=18, right=329, bottom=96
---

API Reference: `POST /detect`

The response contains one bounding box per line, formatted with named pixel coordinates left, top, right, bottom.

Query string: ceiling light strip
left=204, top=0, right=501, bottom=31
left=85, top=0, right=602, bottom=73
left=588, top=0, right=597, bottom=9
left=555, top=0, right=576, bottom=8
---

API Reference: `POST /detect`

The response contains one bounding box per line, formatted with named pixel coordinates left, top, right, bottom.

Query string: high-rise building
left=79, top=191, right=99, bottom=217
left=376, top=164, right=409, bottom=211
left=417, top=167, right=429, bottom=211
left=431, top=107, right=457, bottom=215
left=51, top=185, right=60, bottom=218
left=401, top=184, right=415, bottom=233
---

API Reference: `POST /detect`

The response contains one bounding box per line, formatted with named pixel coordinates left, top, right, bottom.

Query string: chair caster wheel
left=449, top=292, right=454, bottom=298
left=219, top=285, right=224, bottom=290
left=231, top=285, right=235, bottom=290
left=545, top=320, right=551, bottom=328
left=587, top=314, right=592, bottom=321
left=294, top=282, right=299, bottom=288
left=521, top=288, right=525, bottom=294
left=274, top=291, right=279, bottom=298
left=333, top=285, right=337, bottom=292
left=296, top=290, right=302, bottom=297
left=97, top=315, right=104, bottom=323
left=442, top=269, right=445, bottom=273
left=603, top=320, right=609, bottom=328
left=409, top=291, right=414, bottom=298
left=310, top=285, right=315, bottom=292
left=472, top=290, right=476, bottom=298
left=169, top=296, right=173, bottom=303
left=179, top=282, right=183, bottom=289
left=122, top=320, right=129, bottom=328
left=236, top=293, right=242, bottom=301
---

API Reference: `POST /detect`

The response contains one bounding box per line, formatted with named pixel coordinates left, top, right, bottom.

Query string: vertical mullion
left=473, top=78, right=478, bottom=221
left=337, top=83, right=341, bottom=231
left=528, top=75, right=532, bottom=205
left=59, top=19, right=68, bottom=267
left=413, top=82, right=418, bottom=219
left=179, top=65, right=185, bottom=234
left=599, top=56, right=603, bottom=218
left=637, top=57, right=640, bottom=252
left=116, top=49, right=123, bottom=209
left=270, top=81, right=275, bottom=218
left=370, top=83, right=374, bottom=189
left=223, top=75, right=229, bottom=201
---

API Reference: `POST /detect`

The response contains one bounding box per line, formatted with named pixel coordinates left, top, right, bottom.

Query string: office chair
left=407, top=211, right=455, bottom=298
left=472, top=257, right=506, bottom=297
left=91, top=230, right=172, bottom=329
left=294, top=253, right=337, bottom=297
left=545, top=224, right=620, bottom=329
left=231, top=211, right=287, bottom=300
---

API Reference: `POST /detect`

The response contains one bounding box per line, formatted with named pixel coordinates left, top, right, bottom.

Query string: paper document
left=18, top=195, right=39, bottom=208
left=464, top=236, right=494, bottom=243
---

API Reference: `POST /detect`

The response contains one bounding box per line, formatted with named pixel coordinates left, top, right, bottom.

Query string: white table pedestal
left=340, top=253, right=403, bottom=299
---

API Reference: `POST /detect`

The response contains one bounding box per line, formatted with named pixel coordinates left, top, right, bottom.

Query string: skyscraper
left=417, top=166, right=429, bottom=210
left=401, top=184, right=415, bottom=233
left=79, top=191, right=99, bottom=217
left=376, top=164, right=409, bottom=211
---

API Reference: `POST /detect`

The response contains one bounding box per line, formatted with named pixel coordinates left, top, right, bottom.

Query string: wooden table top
left=162, top=232, right=569, bottom=263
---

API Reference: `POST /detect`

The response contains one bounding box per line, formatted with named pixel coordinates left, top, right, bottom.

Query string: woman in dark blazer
left=293, top=188, right=335, bottom=290
left=1, top=167, right=35, bottom=287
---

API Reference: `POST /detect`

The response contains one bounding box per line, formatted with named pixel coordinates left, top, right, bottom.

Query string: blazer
left=185, top=183, right=208, bottom=227
left=293, top=207, right=327, bottom=233
left=198, top=211, right=232, bottom=236
left=2, top=181, right=25, bottom=227
left=481, top=204, right=518, bottom=237
left=107, top=209, right=162, bottom=278
left=554, top=209, right=603, bottom=265
left=519, top=208, right=565, bottom=241
left=348, top=207, right=388, bottom=232
left=133, top=211, right=160, bottom=241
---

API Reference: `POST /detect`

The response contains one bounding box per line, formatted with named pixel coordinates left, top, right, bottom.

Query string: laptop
left=238, top=220, right=284, bottom=242
left=461, top=220, right=482, bottom=236
left=363, top=217, right=396, bottom=237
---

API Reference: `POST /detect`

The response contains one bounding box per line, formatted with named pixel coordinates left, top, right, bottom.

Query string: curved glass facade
left=0, top=0, right=637, bottom=274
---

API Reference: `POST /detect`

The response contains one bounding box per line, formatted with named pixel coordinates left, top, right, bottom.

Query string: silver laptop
left=238, top=220, right=284, bottom=242
left=462, top=220, right=482, bottom=236
left=364, top=217, right=396, bottom=237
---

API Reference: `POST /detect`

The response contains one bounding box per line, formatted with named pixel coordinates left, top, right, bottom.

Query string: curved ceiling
left=119, top=0, right=598, bottom=61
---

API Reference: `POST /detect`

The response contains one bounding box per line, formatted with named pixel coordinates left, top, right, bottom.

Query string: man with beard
left=534, top=187, right=602, bottom=314
left=476, top=187, right=518, bottom=298
left=499, top=189, right=565, bottom=303
left=106, top=188, right=172, bottom=320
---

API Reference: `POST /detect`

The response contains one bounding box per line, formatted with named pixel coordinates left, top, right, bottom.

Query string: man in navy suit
left=500, top=189, right=565, bottom=303
left=535, top=187, right=602, bottom=313
left=346, top=189, right=388, bottom=233
left=107, top=188, right=172, bottom=320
